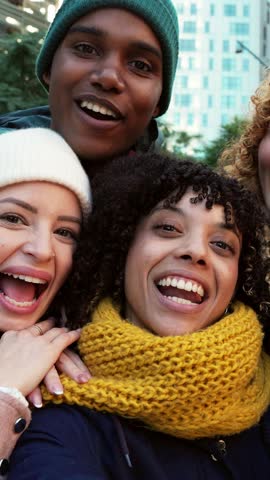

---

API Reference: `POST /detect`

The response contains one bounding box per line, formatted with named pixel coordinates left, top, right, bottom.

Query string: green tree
left=0, top=31, right=48, bottom=113
left=201, top=116, right=247, bottom=168
left=158, top=121, right=201, bottom=160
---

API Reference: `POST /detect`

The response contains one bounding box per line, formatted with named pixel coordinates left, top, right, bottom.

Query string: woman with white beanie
left=0, top=127, right=92, bottom=475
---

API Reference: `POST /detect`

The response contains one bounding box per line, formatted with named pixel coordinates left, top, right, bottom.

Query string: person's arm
left=8, top=405, right=112, bottom=480
left=0, top=320, right=81, bottom=472
left=0, top=390, right=31, bottom=462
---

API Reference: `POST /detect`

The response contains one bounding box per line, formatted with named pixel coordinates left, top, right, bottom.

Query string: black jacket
left=9, top=404, right=270, bottom=480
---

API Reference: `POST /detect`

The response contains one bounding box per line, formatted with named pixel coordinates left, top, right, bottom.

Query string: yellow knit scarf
left=43, top=299, right=270, bottom=439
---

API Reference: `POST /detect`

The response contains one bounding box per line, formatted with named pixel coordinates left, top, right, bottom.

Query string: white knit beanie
left=0, top=128, right=92, bottom=218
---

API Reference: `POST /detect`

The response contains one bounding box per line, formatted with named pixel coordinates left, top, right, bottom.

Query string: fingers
left=43, top=366, right=64, bottom=395
left=44, top=328, right=81, bottom=346
left=27, top=387, right=43, bottom=409
left=55, top=348, right=91, bottom=384
left=29, top=318, right=55, bottom=336
left=63, top=348, right=91, bottom=374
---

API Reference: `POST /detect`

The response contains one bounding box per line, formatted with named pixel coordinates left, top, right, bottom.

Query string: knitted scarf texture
left=44, top=299, right=270, bottom=439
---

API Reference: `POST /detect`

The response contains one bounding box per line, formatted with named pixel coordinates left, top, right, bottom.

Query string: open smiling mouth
left=77, top=100, right=123, bottom=122
left=156, top=277, right=205, bottom=305
left=0, top=272, right=48, bottom=308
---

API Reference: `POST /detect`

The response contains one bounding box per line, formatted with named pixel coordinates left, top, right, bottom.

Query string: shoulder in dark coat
left=8, top=404, right=270, bottom=480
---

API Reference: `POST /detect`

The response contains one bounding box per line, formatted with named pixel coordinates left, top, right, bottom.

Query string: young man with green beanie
left=0, top=0, right=179, bottom=174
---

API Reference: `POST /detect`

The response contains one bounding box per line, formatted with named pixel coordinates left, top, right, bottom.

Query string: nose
left=22, top=230, right=55, bottom=263
left=173, top=236, right=208, bottom=267
left=89, top=54, right=125, bottom=93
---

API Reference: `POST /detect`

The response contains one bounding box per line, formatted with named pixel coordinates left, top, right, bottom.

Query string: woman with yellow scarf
left=9, top=153, right=270, bottom=479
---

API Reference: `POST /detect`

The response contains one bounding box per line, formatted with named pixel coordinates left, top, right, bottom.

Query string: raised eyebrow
left=57, top=215, right=81, bottom=225
left=219, top=222, right=240, bottom=239
left=0, top=198, right=37, bottom=213
left=150, top=205, right=184, bottom=216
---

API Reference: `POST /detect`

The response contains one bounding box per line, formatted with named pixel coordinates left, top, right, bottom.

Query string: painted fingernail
left=77, top=373, right=91, bottom=383
left=33, top=402, right=43, bottom=408
left=53, top=388, right=64, bottom=395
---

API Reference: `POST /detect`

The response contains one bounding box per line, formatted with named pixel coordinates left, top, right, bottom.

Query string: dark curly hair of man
left=62, top=153, right=270, bottom=340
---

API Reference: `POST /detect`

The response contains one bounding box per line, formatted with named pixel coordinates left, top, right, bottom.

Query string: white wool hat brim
left=0, top=128, right=92, bottom=218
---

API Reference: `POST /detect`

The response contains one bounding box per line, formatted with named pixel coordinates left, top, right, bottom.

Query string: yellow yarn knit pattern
left=43, top=299, right=270, bottom=439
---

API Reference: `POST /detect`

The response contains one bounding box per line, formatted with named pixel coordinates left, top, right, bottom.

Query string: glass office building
left=165, top=0, right=270, bottom=145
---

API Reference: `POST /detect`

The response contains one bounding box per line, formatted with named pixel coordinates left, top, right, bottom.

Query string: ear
left=152, top=105, right=160, bottom=118
left=43, top=71, right=51, bottom=86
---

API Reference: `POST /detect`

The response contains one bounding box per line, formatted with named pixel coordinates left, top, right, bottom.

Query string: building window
left=241, top=96, right=249, bottom=105
left=242, top=59, right=249, bottom=71
left=223, top=40, right=230, bottom=52
left=208, top=95, right=213, bottom=108
left=210, top=4, right=215, bottom=16
left=174, top=112, right=181, bottom=125
left=190, top=3, right=197, bottom=15
left=243, top=5, right=250, bottom=17
left=203, top=76, right=209, bottom=88
left=180, top=76, right=188, bottom=88
left=224, top=5, right=236, bottom=16
left=221, top=114, right=230, bottom=125
left=202, top=114, right=208, bottom=127
left=180, top=39, right=196, bottom=52
left=209, top=58, right=214, bottom=70
left=179, top=94, right=192, bottom=107
left=175, top=94, right=193, bottom=108
left=222, top=58, right=236, bottom=71
left=221, top=96, right=236, bottom=109
left=205, top=21, right=210, bottom=33
left=188, top=57, right=195, bottom=70
left=187, top=113, right=194, bottom=126
left=222, top=77, right=242, bottom=90
left=209, top=39, right=214, bottom=52
left=230, top=23, right=249, bottom=35
left=176, top=4, right=184, bottom=14
left=183, top=21, right=197, bottom=33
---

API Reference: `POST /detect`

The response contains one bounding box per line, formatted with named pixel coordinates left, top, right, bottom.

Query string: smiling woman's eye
left=0, top=213, right=24, bottom=225
left=212, top=240, right=234, bottom=253
left=55, top=228, right=79, bottom=242
left=154, top=223, right=178, bottom=233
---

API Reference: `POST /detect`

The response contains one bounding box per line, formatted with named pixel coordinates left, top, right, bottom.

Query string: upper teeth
left=158, top=277, right=204, bottom=297
left=3, top=272, right=46, bottom=284
left=80, top=101, right=117, bottom=118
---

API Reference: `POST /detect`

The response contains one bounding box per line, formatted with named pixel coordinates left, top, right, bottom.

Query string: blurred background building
left=164, top=0, right=270, bottom=146
left=0, top=0, right=62, bottom=34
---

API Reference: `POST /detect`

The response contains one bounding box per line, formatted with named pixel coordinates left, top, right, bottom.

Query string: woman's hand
left=0, top=319, right=82, bottom=404
left=28, top=346, right=92, bottom=407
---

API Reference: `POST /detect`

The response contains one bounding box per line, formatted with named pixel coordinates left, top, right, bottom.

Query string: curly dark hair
left=62, top=153, right=270, bottom=336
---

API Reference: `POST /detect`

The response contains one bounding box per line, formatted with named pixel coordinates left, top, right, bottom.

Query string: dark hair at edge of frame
left=62, top=153, right=270, bottom=342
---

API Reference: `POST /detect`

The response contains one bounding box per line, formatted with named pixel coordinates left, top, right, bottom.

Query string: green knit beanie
left=36, top=0, right=179, bottom=115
